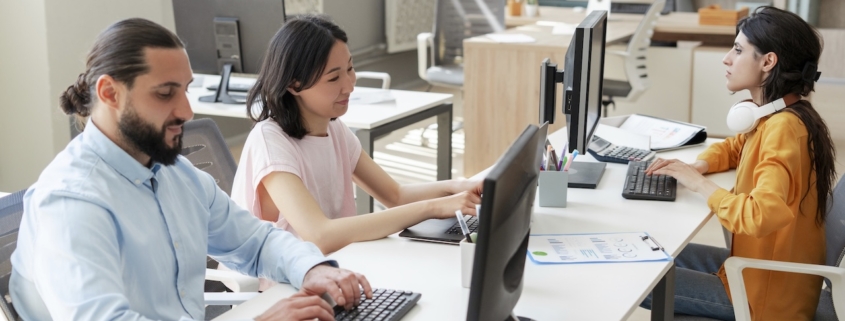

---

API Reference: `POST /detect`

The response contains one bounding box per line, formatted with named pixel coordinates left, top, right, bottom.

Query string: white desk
left=0, top=192, right=8, bottom=198
left=216, top=132, right=735, bottom=321
left=188, top=76, right=454, bottom=214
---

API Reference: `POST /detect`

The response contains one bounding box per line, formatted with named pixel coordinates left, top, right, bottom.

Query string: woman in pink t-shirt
left=231, top=15, right=481, bottom=254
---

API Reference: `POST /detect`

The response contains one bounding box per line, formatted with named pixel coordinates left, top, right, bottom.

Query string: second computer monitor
left=466, top=124, right=544, bottom=321
left=172, top=0, right=287, bottom=103
left=563, top=10, right=607, bottom=153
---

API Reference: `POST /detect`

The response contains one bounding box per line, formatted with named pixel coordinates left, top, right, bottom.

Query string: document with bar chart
left=527, top=232, right=671, bottom=264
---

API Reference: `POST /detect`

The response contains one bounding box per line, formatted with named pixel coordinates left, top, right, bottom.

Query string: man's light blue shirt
left=10, top=120, right=334, bottom=320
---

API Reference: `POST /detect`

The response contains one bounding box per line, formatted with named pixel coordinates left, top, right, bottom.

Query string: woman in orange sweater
left=640, top=7, right=837, bottom=320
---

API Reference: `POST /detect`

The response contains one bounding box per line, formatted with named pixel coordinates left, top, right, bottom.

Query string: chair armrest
left=206, top=268, right=260, bottom=292
left=417, top=32, right=433, bottom=81
left=204, top=292, right=260, bottom=306
left=355, top=71, right=391, bottom=89
left=724, top=257, right=845, bottom=321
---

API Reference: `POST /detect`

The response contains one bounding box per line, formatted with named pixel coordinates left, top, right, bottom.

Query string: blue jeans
left=641, top=243, right=736, bottom=320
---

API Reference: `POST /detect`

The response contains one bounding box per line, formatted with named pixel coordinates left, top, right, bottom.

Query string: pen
left=545, top=149, right=557, bottom=172
left=547, top=146, right=559, bottom=171
left=563, top=154, right=573, bottom=171
left=563, top=150, right=579, bottom=172
left=455, top=210, right=472, bottom=243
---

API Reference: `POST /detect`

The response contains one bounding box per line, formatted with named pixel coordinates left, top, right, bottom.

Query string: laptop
left=398, top=122, right=549, bottom=244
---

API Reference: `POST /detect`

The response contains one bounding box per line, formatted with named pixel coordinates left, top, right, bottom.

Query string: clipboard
left=527, top=232, right=672, bottom=264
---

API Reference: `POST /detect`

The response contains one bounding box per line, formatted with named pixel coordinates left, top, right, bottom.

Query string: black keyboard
left=334, top=288, right=421, bottom=321
left=622, top=161, right=677, bottom=201
left=206, top=82, right=253, bottom=92
left=611, top=2, right=651, bottom=14
left=445, top=216, right=478, bottom=235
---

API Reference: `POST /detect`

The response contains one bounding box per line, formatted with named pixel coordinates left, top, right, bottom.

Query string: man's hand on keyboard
left=302, top=264, right=373, bottom=311
left=646, top=158, right=719, bottom=196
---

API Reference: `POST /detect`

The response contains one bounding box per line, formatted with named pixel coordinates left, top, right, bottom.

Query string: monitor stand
left=508, top=312, right=536, bottom=321
left=566, top=161, right=607, bottom=189
left=199, top=63, right=246, bottom=104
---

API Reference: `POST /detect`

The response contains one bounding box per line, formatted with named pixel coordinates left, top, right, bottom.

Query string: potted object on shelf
left=508, top=0, right=522, bottom=16
left=524, top=0, right=539, bottom=17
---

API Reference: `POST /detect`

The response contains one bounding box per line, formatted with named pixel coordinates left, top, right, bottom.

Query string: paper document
left=349, top=89, right=395, bottom=105
left=527, top=232, right=671, bottom=264
left=536, top=21, right=576, bottom=35
left=594, top=124, right=650, bottom=150
left=618, top=114, right=707, bottom=151
left=485, top=33, right=536, bottom=43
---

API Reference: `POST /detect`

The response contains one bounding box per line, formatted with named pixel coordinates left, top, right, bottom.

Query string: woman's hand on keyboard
left=646, top=158, right=720, bottom=196
left=430, top=189, right=482, bottom=219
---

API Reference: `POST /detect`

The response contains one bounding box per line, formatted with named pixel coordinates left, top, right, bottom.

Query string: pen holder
left=460, top=239, right=476, bottom=288
left=538, top=170, right=568, bottom=207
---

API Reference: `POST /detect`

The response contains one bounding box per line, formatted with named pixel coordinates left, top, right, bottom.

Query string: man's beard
left=118, top=100, right=185, bottom=166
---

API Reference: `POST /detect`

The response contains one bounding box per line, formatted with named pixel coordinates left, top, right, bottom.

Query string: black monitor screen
left=172, top=0, right=286, bottom=75
left=562, top=10, right=607, bottom=153
left=467, top=124, right=545, bottom=321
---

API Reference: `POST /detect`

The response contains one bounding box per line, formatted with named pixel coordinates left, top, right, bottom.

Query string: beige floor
left=229, top=80, right=844, bottom=321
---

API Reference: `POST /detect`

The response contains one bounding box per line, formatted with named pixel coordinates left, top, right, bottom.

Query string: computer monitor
left=538, top=11, right=608, bottom=189
left=538, top=10, right=607, bottom=154
left=172, top=0, right=286, bottom=104
left=538, top=58, right=559, bottom=125
left=565, top=10, right=607, bottom=153
left=467, top=124, right=544, bottom=321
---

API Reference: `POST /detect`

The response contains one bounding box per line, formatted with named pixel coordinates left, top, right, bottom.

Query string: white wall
left=0, top=0, right=174, bottom=191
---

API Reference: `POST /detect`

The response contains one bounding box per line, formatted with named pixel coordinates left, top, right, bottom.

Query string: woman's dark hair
left=738, top=7, right=836, bottom=226
left=247, top=15, right=348, bottom=139
left=59, top=18, right=184, bottom=128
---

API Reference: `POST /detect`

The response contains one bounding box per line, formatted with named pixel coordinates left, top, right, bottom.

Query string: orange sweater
left=697, top=111, right=825, bottom=320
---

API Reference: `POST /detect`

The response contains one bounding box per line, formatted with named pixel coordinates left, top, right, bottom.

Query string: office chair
left=416, top=0, right=504, bottom=145
left=723, top=173, right=845, bottom=321
left=0, top=189, right=25, bottom=321
left=181, top=118, right=239, bottom=195
left=416, top=0, right=504, bottom=89
left=356, top=71, right=391, bottom=90
left=675, top=174, right=845, bottom=321
left=180, top=118, right=260, bottom=317
left=601, top=0, right=665, bottom=117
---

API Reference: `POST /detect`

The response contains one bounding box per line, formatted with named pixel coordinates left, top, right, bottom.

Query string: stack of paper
left=349, top=89, right=395, bottom=105
left=485, top=33, right=536, bottom=43
left=617, top=114, right=707, bottom=151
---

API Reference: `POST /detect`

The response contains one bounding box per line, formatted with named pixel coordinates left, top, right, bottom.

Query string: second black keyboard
left=622, top=161, right=677, bottom=201
left=334, top=288, right=421, bottom=321
left=445, top=216, right=478, bottom=235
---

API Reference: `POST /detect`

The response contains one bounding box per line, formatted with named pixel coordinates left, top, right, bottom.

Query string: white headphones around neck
left=726, top=94, right=800, bottom=134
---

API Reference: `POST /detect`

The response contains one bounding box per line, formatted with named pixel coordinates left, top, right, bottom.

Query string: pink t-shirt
left=231, top=119, right=361, bottom=236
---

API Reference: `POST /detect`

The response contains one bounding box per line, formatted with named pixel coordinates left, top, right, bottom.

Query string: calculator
left=587, top=135, right=656, bottom=164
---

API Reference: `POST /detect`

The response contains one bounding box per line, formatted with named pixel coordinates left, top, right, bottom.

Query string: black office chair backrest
left=180, top=118, right=238, bottom=195
left=431, top=0, right=504, bottom=67
left=826, top=174, right=845, bottom=270
left=0, top=189, right=25, bottom=321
